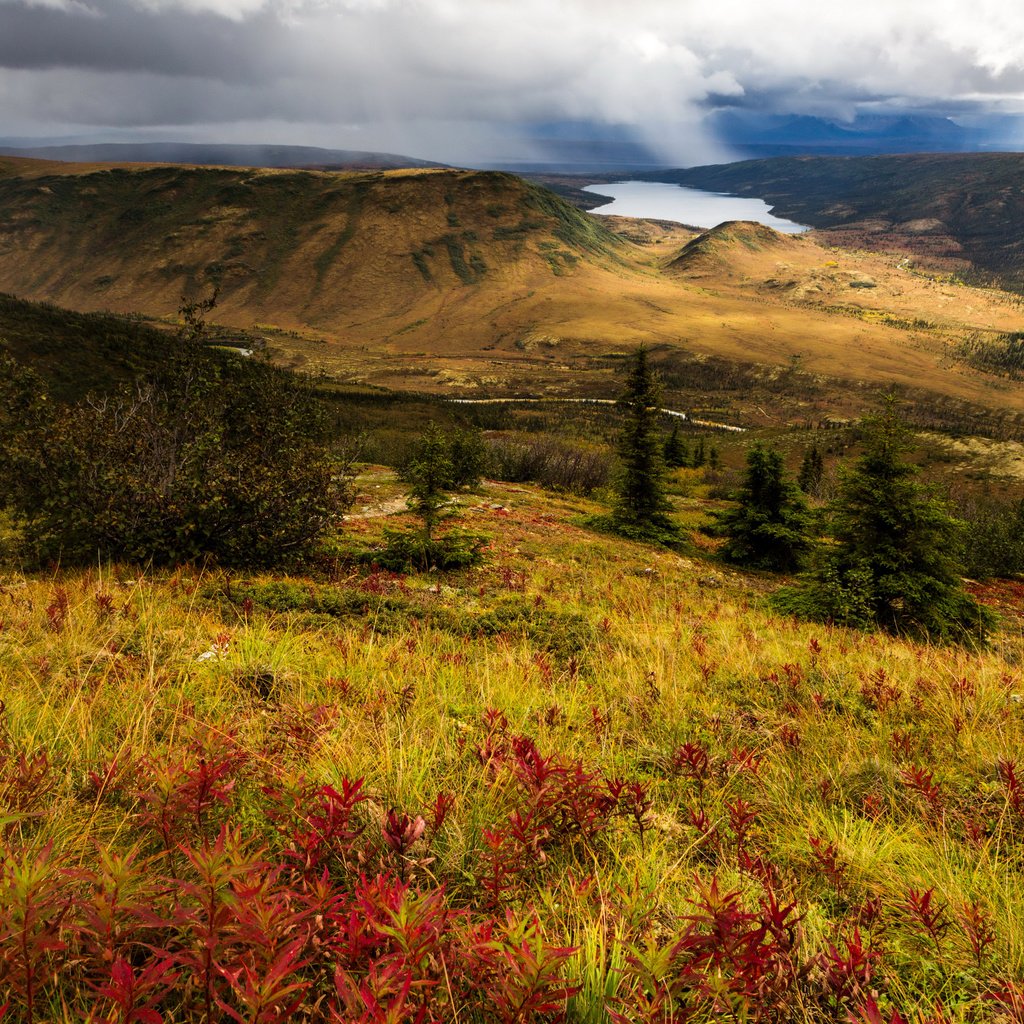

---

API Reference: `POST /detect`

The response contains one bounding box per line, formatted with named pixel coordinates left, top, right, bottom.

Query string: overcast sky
left=2, top=0, right=1024, bottom=164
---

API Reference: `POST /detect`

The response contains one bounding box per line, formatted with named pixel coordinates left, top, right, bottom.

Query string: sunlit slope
left=0, top=157, right=624, bottom=331
left=668, top=221, right=1024, bottom=334
left=1, top=158, right=1023, bottom=412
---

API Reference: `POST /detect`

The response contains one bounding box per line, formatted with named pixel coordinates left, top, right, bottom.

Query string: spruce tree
left=712, top=443, right=812, bottom=572
left=663, top=422, right=688, bottom=468
left=611, top=348, right=678, bottom=540
left=783, top=398, right=992, bottom=641
left=406, top=424, right=453, bottom=543
left=798, top=443, right=825, bottom=495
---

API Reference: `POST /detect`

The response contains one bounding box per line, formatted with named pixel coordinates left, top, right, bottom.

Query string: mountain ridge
left=644, top=153, right=1024, bottom=289
left=0, top=141, right=446, bottom=171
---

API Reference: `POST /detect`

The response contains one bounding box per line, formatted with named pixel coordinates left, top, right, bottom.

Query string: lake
left=583, top=180, right=808, bottom=233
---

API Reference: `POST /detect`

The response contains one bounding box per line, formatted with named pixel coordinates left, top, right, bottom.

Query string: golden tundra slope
left=0, top=156, right=1022, bottom=409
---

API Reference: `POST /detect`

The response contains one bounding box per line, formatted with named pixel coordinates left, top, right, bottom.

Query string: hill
left=0, top=292, right=184, bottom=401
left=0, top=141, right=445, bottom=171
left=647, top=153, right=1024, bottom=289
left=2, top=157, right=1024, bottom=428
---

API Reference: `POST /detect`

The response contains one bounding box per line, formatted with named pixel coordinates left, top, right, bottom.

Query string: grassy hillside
left=2, top=471, right=1024, bottom=1021
left=3, top=158, right=1024, bottom=427
left=650, top=154, right=1024, bottom=289
left=0, top=158, right=621, bottom=327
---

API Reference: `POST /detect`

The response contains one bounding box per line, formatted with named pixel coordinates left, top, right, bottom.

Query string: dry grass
left=3, top=476, right=1024, bottom=1019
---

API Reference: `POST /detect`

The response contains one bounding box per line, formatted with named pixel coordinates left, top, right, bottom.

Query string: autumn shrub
left=486, top=435, right=612, bottom=495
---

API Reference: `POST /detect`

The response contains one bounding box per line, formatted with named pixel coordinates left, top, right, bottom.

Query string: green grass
left=2, top=474, right=1024, bottom=1019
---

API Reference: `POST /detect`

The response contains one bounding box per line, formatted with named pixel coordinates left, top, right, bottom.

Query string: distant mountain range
left=710, top=112, right=1014, bottom=158
left=2, top=113, right=1020, bottom=177
left=0, top=141, right=446, bottom=170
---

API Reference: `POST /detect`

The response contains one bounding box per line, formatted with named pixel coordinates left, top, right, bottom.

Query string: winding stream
left=446, top=396, right=745, bottom=432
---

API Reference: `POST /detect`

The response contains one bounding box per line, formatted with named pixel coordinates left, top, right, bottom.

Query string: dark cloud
left=0, top=0, right=1022, bottom=164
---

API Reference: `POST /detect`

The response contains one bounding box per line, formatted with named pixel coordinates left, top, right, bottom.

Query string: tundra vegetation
left=0, top=300, right=1023, bottom=1022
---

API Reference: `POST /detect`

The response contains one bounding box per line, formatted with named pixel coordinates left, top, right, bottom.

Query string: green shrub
left=0, top=309, right=352, bottom=568
left=368, top=528, right=486, bottom=572
left=474, top=596, right=594, bottom=659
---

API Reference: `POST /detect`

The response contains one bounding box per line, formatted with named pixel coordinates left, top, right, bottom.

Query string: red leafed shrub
left=610, top=876, right=809, bottom=1022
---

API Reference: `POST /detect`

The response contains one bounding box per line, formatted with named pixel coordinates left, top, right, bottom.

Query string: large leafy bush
left=0, top=314, right=351, bottom=567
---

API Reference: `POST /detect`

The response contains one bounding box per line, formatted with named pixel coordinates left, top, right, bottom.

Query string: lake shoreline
left=583, top=179, right=809, bottom=233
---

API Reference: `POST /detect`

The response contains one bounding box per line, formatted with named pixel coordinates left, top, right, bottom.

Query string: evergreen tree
left=782, top=399, right=992, bottom=641
left=611, top=348, right=678, bottom=540
left=663, top=422, right=688, bottom=468
left=378, top=424, right=485, bottom=571
left=797, top=443, right=825, bottom=495
left=707, top=445, right=720, bottom=472
left=691, top=439, right=706, bottom=469
left=406, top=424, right=454, bottom=543
left=712, top=444, right=812, bottom=572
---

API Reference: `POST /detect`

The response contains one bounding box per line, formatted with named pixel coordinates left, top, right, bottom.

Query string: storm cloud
left=2, top=0, right=1024, bottom=164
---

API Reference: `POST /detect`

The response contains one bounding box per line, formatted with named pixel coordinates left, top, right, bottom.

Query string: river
left=447, top=397, right=745, bottom=432
left=583, top=180, right=808, bottom=233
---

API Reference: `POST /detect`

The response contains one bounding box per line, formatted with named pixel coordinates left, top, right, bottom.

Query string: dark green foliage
left=399, top=425, right=486, bottom=492
left=369, top=528, right=486, bottom=572
left=954, top=493, right=1024, bottom=579
left=691, top=439, right=707, bottom=469
left=778, top=400, right=994, bottom=642
left=0, top=293, right=174, bottom=402
left=473, top=596, right=594, bottom=659
left=663, top=423, right=689, bottom=468
left=611, top=348, right=679, bottom=542
left=711, top=444, right=813, bottom=572
left=797, top=443, right=826, bottom=496
left=707, top=445, right=720, bottom=472
left=446, top=427, right=489, bottom=489
left=0, top=300, right=351, bottom=568
left=380, top=424, right=487, bottom=571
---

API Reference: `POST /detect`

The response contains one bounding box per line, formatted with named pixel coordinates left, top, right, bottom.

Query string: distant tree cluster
left=663, top=424, right=718, bottom=470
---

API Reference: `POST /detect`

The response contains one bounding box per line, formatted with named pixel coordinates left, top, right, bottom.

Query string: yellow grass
left=3, top=476, right=1024, bottom=1019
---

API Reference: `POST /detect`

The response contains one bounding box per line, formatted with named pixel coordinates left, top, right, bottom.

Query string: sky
left=2, top=0, right=1024, bottom=165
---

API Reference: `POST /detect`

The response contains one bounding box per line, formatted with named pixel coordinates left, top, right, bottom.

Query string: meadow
left=2, top=474, right=1023, bottom=1022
